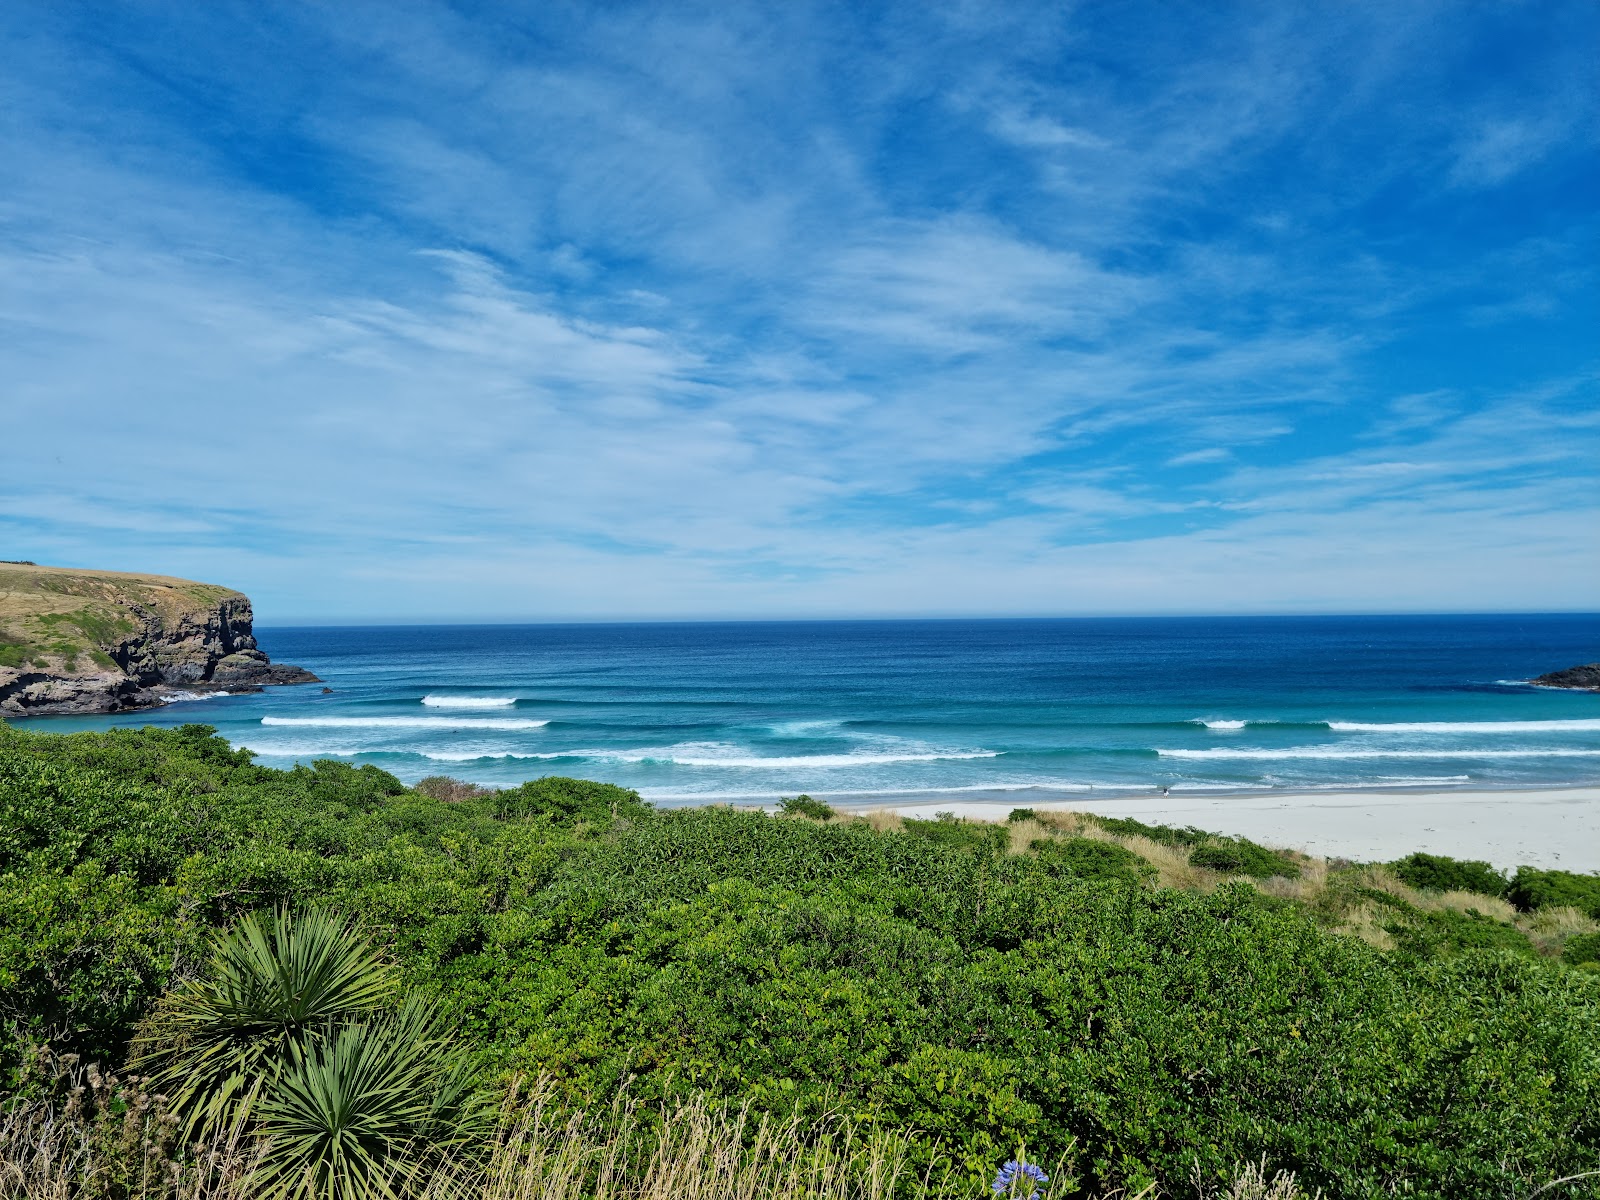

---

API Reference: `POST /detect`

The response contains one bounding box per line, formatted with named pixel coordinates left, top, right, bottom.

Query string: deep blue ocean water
left=21, top=615, right=1600, bottom=805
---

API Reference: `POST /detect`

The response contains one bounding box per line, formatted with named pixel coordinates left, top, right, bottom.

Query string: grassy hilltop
left=0, top=562, right=238, bottom=675
left=1, top=723, right=1597, bottom=1199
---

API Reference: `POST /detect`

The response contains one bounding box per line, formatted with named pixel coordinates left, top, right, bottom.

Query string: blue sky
left=2, top=2, right=1596, bottom=621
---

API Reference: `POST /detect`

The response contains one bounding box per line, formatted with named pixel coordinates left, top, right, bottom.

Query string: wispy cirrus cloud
left=0, top=1, right=1594, bottom=619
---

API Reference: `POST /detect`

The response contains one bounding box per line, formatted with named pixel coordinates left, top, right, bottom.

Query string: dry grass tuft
left=1214, top=1157, right=1323, bottom=1199
left=1516, top=904, right=1600, bottom=956
left=429, top=1079, right=934, bottom=1200
left=414, top=775, right=497, bottom=802
left=0, top=1058, right=1326, bottom=1200
left=852, top=809, right=905, bottom=834
left=1331, top=901, right=1399, bottom=952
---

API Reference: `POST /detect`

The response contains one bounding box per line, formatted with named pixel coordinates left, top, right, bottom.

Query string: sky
left=1, top=1, right=1596, bottom=623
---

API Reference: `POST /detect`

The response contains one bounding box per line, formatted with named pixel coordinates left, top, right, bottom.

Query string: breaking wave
left=1158, top=747, right=1600, bottom=760
left=260, top=716, right=549, bottom=730
left=1325, top=719, right=1600, bottom=733
left=420, top=743, right=1000, bottom=768
left=421, top=695, right=519, bottom=708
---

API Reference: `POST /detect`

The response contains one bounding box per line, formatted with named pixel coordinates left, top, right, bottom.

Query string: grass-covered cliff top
left=2, top=722, right=1597, bottom=1199
left=0, top=562, right=241, bottom=673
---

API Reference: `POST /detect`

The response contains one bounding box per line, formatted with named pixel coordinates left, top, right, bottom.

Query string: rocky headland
left=1530, top=662, right=1600, bottom=691
left=0, top=562, right=318, bottom=717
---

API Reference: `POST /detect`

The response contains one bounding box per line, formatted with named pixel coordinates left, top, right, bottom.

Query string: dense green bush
left=1391, top=852, right=1507, bottom=897
left=1030, top=836, right=1154, bottom=886
left=1563, top=932, right=1600, bottom=967
left=1090, top=814, right=1210, bottom=847
left=1506, top=866, right=1600, bottom=917
left=1188, top=836, right=1300, bottom=879
left=779, top=794, right=837, bottom=820
left=1, top=722, right=1597, bottom=1199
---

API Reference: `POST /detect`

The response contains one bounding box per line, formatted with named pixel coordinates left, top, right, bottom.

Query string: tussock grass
left=0, top=1067, right=1324, bottom=1200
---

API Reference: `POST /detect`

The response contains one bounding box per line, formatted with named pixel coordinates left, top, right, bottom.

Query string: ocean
left=20, top=615, right=1600, bottom=806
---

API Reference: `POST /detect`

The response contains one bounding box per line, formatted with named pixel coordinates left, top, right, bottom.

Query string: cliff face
left=0, top=563, right=318, bottom=717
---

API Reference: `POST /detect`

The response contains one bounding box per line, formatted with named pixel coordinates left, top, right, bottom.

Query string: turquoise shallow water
left=19, top=615, right=1600, bottom=805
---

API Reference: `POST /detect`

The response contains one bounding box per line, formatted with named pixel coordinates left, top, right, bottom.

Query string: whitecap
left=1157, top=747, right=1600, bottom=760
left=430, top=741, right=1002, bottom=768
left=422, top=695, right=518, bottom=708
left=1191, top=719, right=1248, bottom=730
left=261, top=716, right=549, bottom=730
left=1326, top=719, right=1600, bottom=733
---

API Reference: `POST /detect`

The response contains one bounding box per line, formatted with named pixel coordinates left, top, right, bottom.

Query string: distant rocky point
left=1530, top=663, right=1600, bottom=691
left=0, top=563, right=318, bottom=717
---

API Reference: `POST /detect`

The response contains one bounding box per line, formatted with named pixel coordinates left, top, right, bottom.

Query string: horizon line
left=255, top=609, right=1600, bottom=630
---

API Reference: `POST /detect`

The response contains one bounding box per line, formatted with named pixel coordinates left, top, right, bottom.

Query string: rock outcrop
left=0, top=563, right=318, bottom=717
left=1531, top=663, right=1600, bottom=692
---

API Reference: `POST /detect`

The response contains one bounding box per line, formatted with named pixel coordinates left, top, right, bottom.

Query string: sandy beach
left=838, top=786, right=1600, bottom=872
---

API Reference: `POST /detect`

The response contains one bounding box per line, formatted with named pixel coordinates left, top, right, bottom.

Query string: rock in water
left=0, top=562, right=319, bottom=716
left=1530, top=663, right=1600, bottom=691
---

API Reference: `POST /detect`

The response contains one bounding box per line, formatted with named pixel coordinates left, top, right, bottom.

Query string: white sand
left=836, top=787, right=1600, bottom=872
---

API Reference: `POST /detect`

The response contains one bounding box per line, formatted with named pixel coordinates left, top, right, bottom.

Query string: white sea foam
left=160, top=690, right=232, bottom=702
left=1192, top=719, right=1249, bottom=730
left=1158, top=747, right=1600, bottom=760
left=261, top=716, right=549, bottom=730
left=421, top=695, right=519, bottom=708
left=766, top=719, right=849, bottom=737
left=1326, top=719, right=1600, bottom=733
left=240, top=746, right=359, bottom=758
left=419, top=743, right=1000, bottom=768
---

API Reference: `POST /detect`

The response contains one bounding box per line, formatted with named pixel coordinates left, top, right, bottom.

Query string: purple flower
left=992, top=1159, right=1049, bottom=1199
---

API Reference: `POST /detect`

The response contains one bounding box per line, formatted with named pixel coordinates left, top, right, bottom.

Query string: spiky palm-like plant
left=134, top=909, right=489, bottom=1200
left=133, top=908, right=398, bottom=1137
left=249, top=997, right=478, bottom=1200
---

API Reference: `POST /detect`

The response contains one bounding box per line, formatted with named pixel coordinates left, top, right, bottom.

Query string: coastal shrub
left=1505, top=866, right=1600, bottom=918
left=490, top=775, right=647, bottom=824
left=1562, top=932, right=1600, bottom=967
left=1007, top=808, right=1037, bottom=823
left=1090, top=814, right=1210, bottom=847
left=1188, top=837, right=1300, bottom=879
left=1, top=723, right=1598, bottom=1199
left=1391, top=851, right=1506, bottom=897
left=1030, top=836, right=1154, bottom=886
left=901, top=815, right=1009, bottom=853
left=414, top=774, right=496, bottom=802
left=1385, top=907, right=1537, bottom=961
left=779, top=794, right=836, bottom=820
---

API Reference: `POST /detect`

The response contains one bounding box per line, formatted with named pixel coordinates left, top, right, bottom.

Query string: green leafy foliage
left=1188, top=837, right=1301, bottom=879
left=1088, top=814, right=1210, bottom=847
left=779, top=794, right=837, bottom=820
left=1562, top=932, right=1600, bottom=967
left=1506, top=866, right=1600, bottom=917
left=1030, top=836, right=1155, bottom=885
left=489, top=774, right=648, bottom=824
left=1391, top=852, right=1507, bottom=897
left=1, top=722, right=1597, bottom=1199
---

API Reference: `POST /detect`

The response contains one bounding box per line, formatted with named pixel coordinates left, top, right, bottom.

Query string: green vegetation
left=780, top=793, right=837, bottom=820
left=0, top=562, right=242, bottom=677
left=1186, top=836, right=1300, bottom=879
left=1507, top=866, right=1600, bottom=918
left=1392, top=851, right=1507, bottom=896
left=1, top=723, right=1598, bottom=1198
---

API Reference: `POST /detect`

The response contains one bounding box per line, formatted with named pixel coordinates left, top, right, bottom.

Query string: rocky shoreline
left=0, top=564, right=319, bottom=717
left=1530, top=662, right=1600, bottom=691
